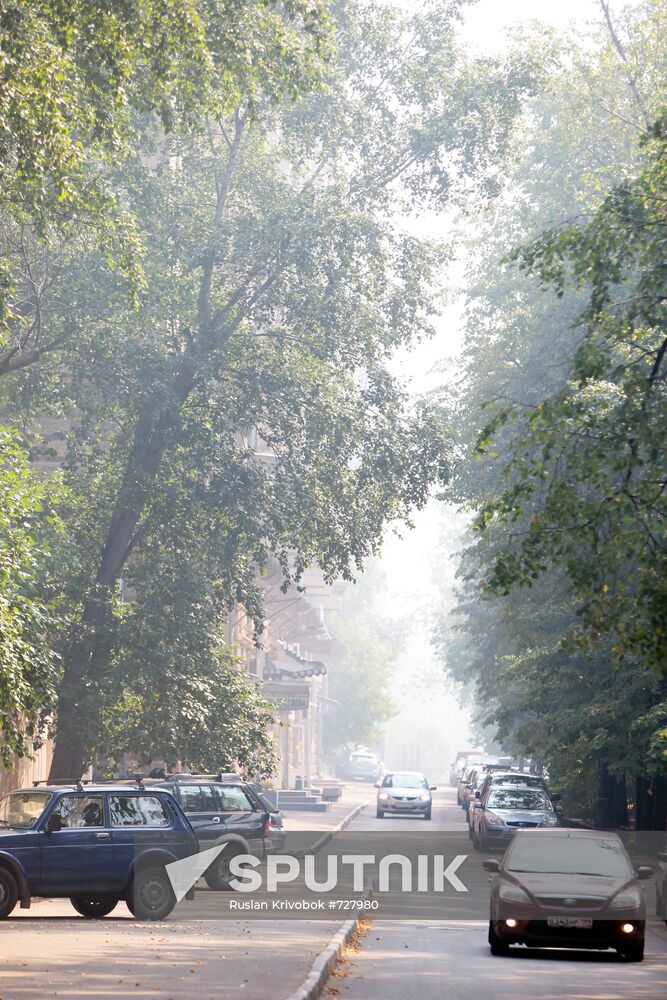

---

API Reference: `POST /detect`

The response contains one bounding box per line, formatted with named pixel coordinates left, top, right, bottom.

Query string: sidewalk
left=284, top=781, right=374, bottom=832
left=0, top=785, right=373, bottom=1000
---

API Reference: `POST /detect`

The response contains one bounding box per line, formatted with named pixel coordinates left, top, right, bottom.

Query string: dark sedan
left=485, top=829, right=653, bottom=961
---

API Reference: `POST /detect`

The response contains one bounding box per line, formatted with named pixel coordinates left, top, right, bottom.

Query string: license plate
left=547, top=917, right=593, bottom=929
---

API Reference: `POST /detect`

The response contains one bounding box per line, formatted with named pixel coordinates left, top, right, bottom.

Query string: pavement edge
left=283, top=916, right=360, bottom=1000
left=307, top=796, right=373, bottom=855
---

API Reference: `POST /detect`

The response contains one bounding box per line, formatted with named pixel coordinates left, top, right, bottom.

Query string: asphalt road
left=337, top=785, right=667, bottom=1000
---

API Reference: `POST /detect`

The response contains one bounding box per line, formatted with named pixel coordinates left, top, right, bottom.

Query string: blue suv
left=0, top=782, right=198, bottom=920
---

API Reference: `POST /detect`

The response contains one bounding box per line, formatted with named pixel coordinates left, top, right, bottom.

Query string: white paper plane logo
left=166, top=842, right=228, bottom=902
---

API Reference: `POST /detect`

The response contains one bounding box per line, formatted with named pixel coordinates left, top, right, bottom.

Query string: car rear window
left=109, top=795, right=170, bottom=827
left=382, top=774, right=428, bottom=789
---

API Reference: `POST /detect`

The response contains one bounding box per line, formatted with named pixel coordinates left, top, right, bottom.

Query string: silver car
left=473, top=784, right=558, bottom=850
left=376, top=771, right=436, bottom=820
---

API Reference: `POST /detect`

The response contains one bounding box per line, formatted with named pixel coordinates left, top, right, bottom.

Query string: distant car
left=345, top=752, right=382, bottom=782
left=149, top=774, right=274, bottom=889
left=376, top=772, right=436, bottom=819
left=485, top=829, right=652, bottom=961
left=473, top=784, right=558, bottom=851
left=0, top=783, right=198, bottom=920
left=449, top=750, right=482, bottom=786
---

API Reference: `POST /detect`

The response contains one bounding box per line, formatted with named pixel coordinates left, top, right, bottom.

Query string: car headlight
left=610, top=888, right=643, bottom=910
left=378, top=793, right=389, bottom=801
left=540, top=814, right=557, bottom=827
left=419, top=793, right=430, bottom=801
left=484, top=811, right=505, bottom=827
left=498, top=883, right=531, bottom=905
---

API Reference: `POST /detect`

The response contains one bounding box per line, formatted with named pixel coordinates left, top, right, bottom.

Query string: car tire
left=424, top=808, right=432, bottom=820
left=204, top=845, right=245, bottom=891
left=376, top=808, right=385, bottom=819
left=70, top=895, right=118, bottom=919
left=488, top=920, right=510, bottom=956
left=0, top=868, right=18, bottom=920
left=473, top=829, right=481, bottom=851
left=128, top=867, right=176, bottom=921
left=479, top=835, right=488, bottom=853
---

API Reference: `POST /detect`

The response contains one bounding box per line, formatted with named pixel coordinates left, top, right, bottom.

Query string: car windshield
left=505, top=835, right=634, bottom=878
left=0, top=791, right=52, bottom=829
left=382, top=774, right=427, bottom=789
left=493, top=774, right=544, bottom=789
left=487, top=789, right=550, bottom=810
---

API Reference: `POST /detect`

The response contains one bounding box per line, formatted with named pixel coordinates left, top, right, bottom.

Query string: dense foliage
left=435, top=1, right=667, bottom=827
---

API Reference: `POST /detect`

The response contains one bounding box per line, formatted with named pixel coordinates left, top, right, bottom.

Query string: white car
left=376, top=771, right=436, bottom=820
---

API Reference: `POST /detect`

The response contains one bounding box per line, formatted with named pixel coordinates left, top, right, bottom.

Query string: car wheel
left=376, top=808, right=385, bottom=819
left=0, top=868, right=18, bottom=920
left=488, top=920, right=510, bottom=956
left=70, top=895, right=118, bottom=919
left=479, top=835, right=488, bottom=853
left=424, top=808, right=432, bottom=820
left=473, top=829, right=481, bottom=851
left=129, top=867, right=176, bottom=921
left=619, top=940, right=644, bottom=962
left=205, top=846, right=245, bottom=891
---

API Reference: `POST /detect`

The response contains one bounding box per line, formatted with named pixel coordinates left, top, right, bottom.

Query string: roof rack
left=33, top=778, right=84, bottom=791
left=158, top=772, right=244, bottom=783
left=32, top=776, right=146, bottom=789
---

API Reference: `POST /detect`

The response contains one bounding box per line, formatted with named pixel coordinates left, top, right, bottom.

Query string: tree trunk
left=48, top=370, right=195, bottom=780
left=595, top=762, right=627, bottom=828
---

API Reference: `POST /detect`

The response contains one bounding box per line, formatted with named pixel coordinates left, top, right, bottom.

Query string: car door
left=216, top=785, right=266, bottom=859
left=174, top=784, right=224, bottom=848
left=39, top=794, right=114, bottom=894
left=109, top=793, right=179, bottom=892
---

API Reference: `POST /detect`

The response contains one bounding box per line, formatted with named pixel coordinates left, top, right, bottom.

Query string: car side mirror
left=430, top=786, right=437, bottom=791
left=636, top=866, right=653, bottom=880
left=550, top=793, right=562, bottom=802
left=475, top=791, right=481, bottom=800
left=45, top=812, right=63, bottom=836
left=554, top=804, right=564, bottom=815
left=482, top=859, right=500, bottom=873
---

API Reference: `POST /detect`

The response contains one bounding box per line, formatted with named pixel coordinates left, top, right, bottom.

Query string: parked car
left=345, top=751, right=383, bottom=782
left=460, top=767, right=484, bottom=819
left=449, top=750, right=482, bottom=787
left=485, top=829, right=653, bottom=961
left=376, top=771, right=436, bottom=819
left=149, top=773, right=274, bottom=889
left=0, top=782, right=198, bottom=920
left=473, top=784, right=558, bottom=851
left=469, top=771, right=558, bottom=841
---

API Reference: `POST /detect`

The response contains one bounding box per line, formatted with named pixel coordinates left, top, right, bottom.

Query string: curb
left=307, top=797, right=373, bottom=856
left=283, top=916, right=360, bottom=1000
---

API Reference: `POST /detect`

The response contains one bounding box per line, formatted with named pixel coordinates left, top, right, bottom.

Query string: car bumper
left=492, top=918, right=645, bottom=951
left=378, top=801, right=430, bottom=813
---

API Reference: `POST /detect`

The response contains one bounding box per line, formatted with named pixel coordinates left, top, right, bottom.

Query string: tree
left=0, top=428, right=67, bottom=765
left=323, top=568, right=400, bottom=751
left=0, top=0, right=331, bottom=372
left=433, top=1, right=667, bottom=824
left=2, top=1, right=537, bottom=778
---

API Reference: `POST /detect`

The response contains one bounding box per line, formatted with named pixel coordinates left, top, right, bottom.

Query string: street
left=333, top=786, right=667, bottom=1000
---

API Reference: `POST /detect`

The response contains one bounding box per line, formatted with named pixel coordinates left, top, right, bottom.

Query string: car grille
left=533, top=895, right=607, bottom=910
left=391, top=795, right=419, bottom=802
left=506, top=821, right=539, bottom=828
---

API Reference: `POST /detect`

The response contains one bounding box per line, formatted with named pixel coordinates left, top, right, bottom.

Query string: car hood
left=506, top=870, right=633, bottom=900
left=0, top=827, right=37, bottom=847
left=490, top=809, right=553, bottom=824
